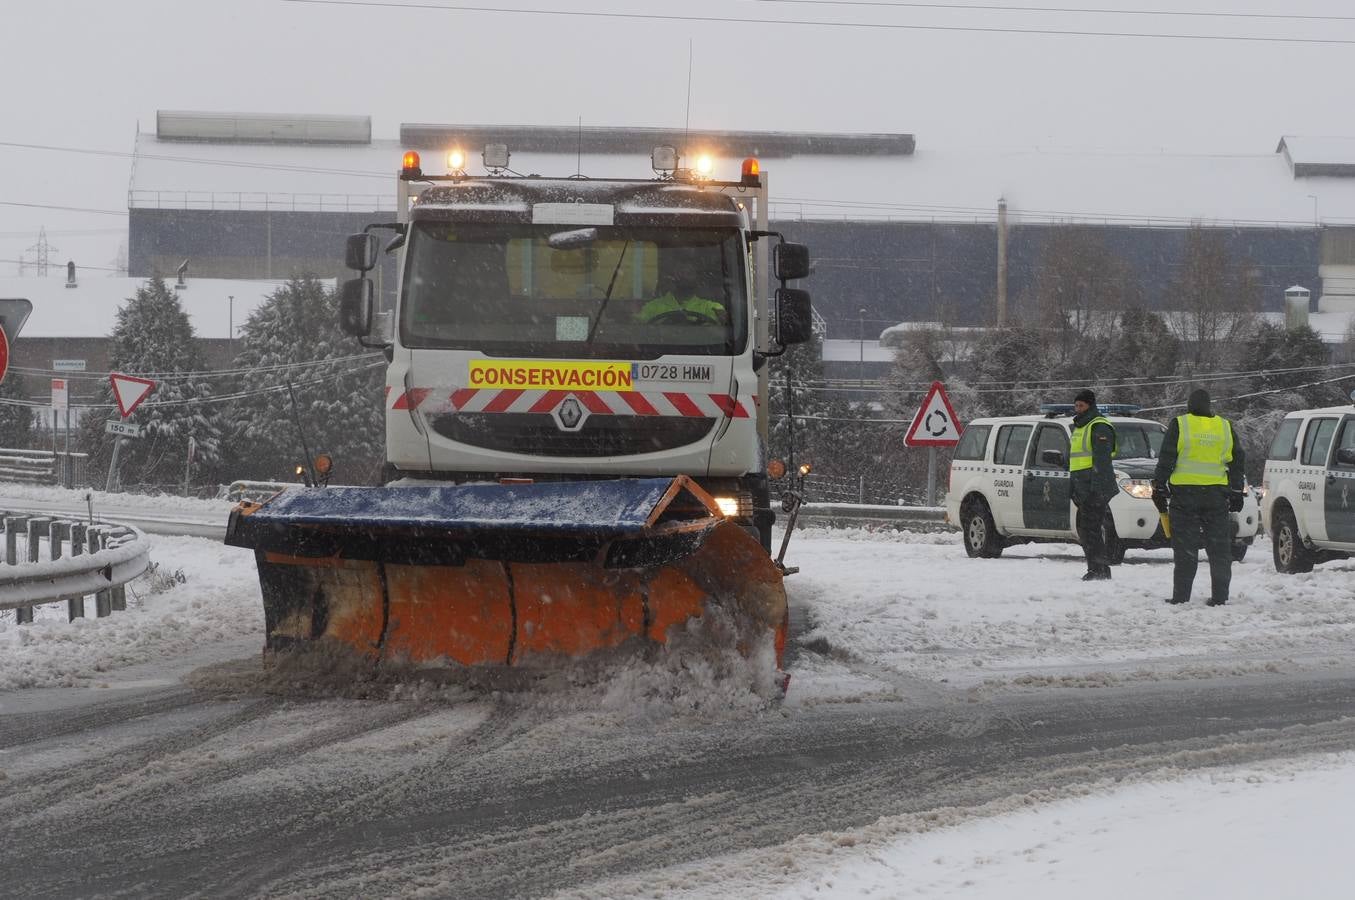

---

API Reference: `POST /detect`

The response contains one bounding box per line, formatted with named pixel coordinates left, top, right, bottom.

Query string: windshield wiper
left=586, top=240, right=630, bottom=344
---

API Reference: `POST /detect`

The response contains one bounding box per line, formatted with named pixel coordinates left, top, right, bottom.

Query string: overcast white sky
left=3, top=0, right=1353, bottom=271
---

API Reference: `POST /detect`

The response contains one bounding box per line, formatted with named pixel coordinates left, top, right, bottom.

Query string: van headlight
left=1118, top=478, right=1155, bottom=500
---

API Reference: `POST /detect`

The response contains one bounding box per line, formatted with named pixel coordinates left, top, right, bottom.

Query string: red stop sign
left=0, top=325, right=9, bottom=384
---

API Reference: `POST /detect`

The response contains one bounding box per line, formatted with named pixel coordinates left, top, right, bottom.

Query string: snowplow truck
left=225, top=146, right=815, bottom=672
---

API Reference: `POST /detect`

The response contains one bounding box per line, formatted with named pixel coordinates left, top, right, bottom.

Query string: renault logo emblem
left=551, top=395, right=588, bottom=432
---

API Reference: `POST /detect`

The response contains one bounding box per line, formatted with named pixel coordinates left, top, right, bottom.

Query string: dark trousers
left=1168, top=485, right=1232, bottom=603
left=1075, top=494, right=1110, bottom=573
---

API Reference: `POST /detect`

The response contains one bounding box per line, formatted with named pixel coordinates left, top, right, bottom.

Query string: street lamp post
left=1307, top=194, right=1319, bottom=227
left=858, top=308, right=867, bottom=387
left=228, top=295, right=235, bottom=356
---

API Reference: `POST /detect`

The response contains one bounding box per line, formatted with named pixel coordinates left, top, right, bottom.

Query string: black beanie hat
left=1074, top=389, right=1096, bottom=406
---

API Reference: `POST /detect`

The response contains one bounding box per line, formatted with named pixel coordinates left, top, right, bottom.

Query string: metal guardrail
left=0, top=449, right=88, bottom=487
left=0, top=514, right=151, bottom=622
left=223, top=480, right=290, bottom=504
left=799, top=503, right=952, bottom=531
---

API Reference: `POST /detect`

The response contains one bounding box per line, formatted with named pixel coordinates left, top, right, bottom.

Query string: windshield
left=1115, top=422, right=1166, bottom=459
left=400, top=222, right=746, bottom=358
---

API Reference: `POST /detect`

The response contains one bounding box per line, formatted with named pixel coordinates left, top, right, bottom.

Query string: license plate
left=631, top=363, right=714, bottom=384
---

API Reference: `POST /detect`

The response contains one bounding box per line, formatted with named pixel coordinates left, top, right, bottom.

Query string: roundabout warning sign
left=905, top=381, right=963, bottom=447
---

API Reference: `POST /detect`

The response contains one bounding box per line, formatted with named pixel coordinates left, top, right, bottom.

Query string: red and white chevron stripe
left=387, top=388, right=751, bottom=418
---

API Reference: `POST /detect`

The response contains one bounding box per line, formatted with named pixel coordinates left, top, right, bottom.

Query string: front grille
left=429, top=413, right=716, bottom=457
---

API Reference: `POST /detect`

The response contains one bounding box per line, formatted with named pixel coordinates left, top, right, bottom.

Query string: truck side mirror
left=1337, top=447, right=1355, bottom=466
left=773, top=242, right=810, bottom=281
left=339, top=278, right=374, bottom=336
left=775, top=288, right=813, bottom=346
left=345, top=233, right=380, bottom=272
left=1041, top=448, right=1066, bottom=467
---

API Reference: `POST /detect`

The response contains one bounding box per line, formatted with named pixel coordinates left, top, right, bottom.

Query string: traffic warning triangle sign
left=110, top=373, right=156, bottom=418
left=905, top=381, right=963, bottom=447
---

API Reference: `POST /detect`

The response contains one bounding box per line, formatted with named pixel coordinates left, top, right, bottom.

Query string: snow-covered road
left=2, top=502, right=1354, bottom=898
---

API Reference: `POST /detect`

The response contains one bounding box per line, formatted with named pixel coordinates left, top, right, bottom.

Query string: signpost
left=905, top=381, right=964, bottom=506
left=105, top=373, right=156, bottom=492
left=109, top=373, right=155, bottom=418
left=50, top=377, right=68, bottom=411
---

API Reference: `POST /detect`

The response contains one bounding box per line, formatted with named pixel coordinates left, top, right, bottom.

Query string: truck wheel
left=1231, top=541, right=1249, bottom=563
left=961, top=498, right=1003, bottom=559
left=1272, top=505, right=1314, bottom=574
left=1101, top=514, right=1127, bottom=566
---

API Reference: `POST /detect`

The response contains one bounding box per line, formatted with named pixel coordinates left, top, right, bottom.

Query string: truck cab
left=339, top=148, right=813, bottom=549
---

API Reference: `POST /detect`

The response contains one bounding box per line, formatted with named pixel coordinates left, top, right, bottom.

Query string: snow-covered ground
left=3, top=490, right=1355, bottom=897
left=575, top=751, right=1355, bottom=899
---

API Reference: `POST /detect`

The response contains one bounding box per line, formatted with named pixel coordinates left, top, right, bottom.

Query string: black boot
left=1206, top=598, right=1227, bottom=607
left=1164, top=597, right=1189, bottom=605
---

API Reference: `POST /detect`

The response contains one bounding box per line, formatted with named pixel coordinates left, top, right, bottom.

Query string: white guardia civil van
left=1261, top=404, right=1355, bottom=573
left=946, top=406, right=1261, bottom=562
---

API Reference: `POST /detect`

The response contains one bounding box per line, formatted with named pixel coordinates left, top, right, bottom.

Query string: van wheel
left=1272, top=505, right=1314, bottom=574
left=961, top=498, right=1004, bottom=559
left=1101, top=514, right=1127, bottom=566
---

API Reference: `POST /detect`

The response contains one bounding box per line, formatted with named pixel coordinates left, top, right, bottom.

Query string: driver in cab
left=636, top=273, right=727, bottom=325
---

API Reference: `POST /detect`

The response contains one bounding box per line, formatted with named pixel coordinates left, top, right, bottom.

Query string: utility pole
left=858, top=307, right=867, bottom=387
left=228, top=295, right=235, bottom=355
left=997, top=197, right=1008, bottom=327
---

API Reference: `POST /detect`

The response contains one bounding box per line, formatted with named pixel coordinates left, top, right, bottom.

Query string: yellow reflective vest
left=1069, top=415, right=1115, bottom=472
left=637, top=293, right=726, bottom=324
left=1168, top=414, right=1234, bottom=486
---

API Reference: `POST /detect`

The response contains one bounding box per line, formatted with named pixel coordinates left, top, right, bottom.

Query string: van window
left=1114, top=422, right=1166, bottom=459
left=1301, top=417, right=1337, bottom=467
left=1332, top=419, right=1355, bottom=469
left=953, top=424, right=991, bottom=461
left=1031, top=424, right=1070, bottom=469
left=995, top=424, right=1033, bottom=467
left=1269, top=418, right=1301, bottom=461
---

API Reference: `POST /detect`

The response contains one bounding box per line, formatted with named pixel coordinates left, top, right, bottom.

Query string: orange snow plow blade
left=225, top=477, right=787, bottom=669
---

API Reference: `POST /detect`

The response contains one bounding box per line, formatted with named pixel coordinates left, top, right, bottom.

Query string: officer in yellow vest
left=1152, top=388, right=1246, bottom=606
left=1069, top=389, right=1117, bottom=581
left=637, top=273, right=728, bottom=325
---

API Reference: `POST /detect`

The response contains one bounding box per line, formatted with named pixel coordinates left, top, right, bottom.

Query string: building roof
left=401, top=124, right=914, bottom=158
left=0, top=275, right=305, bottom=339
left=1276, top=136, right=1355, bottom=178
left=156, top=111, right=372, bottom=145
left=127, top=113, right=1355, bottom=227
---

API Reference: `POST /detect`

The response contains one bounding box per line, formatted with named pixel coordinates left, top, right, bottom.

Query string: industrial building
left=123, top=111, right=1355, bottom=386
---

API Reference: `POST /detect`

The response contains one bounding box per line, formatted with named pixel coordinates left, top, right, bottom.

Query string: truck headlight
left=713, top=493, right=754, bottom=519
left=1118, top=478, right=1155, bottom=500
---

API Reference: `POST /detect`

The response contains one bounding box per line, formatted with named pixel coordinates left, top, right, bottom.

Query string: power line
left=0, top=140, right=392, bottom=181
left=779, top=360, right=1355, bottom=393
left=0, top=200, right=126, bottom=217
left=0, top=362, right=385, bottom=411
left=10, top=353, right=385, bottom=383
left=750, top=1, right=1355, bottom=25
left=1138, top=370, right=1355, bottom=412
left=282, top=0, right=1355, bottom=45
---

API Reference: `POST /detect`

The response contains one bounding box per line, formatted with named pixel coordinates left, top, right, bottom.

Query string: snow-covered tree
left=79, top=277, right=224, bottom=488
left=224, top=277, right=384, bottom=484
left=0, top=375, right=35, bottom=448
